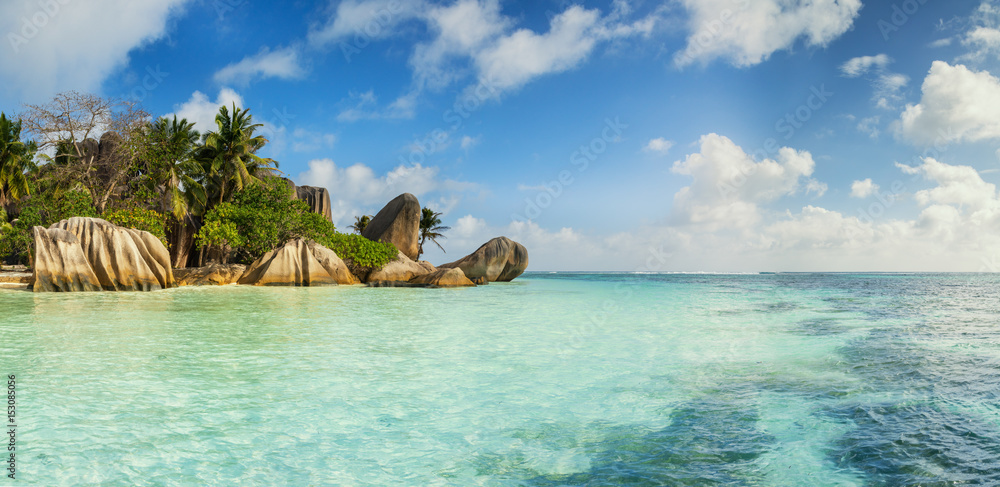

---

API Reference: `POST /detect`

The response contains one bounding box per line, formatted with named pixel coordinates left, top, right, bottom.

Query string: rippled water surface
left=3, top=273, right=1000, bottom=485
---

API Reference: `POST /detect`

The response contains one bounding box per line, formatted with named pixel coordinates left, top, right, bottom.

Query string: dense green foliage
left=324, top=233, right=397, bottom=269
left=0, top=184, right=97, bottom=264
left=103, top=208, right=168, bottom=246
left=195, top=179, right=344, bottom=264
left=195, top=178, right=396, bottom=267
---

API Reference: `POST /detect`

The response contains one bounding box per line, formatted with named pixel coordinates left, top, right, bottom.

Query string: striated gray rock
left=440, top=236, right=529, bottom=282
left=173, top=264, right=246, bottom=286
left=366, top=250, right=435, bottom=283
left=238, top=238, right=357, bottom=286
left=295, top=185, right=332, bottom=222
left=32, top=217, right=174, bottom=292
left=362, top=193, right=421, bottom=261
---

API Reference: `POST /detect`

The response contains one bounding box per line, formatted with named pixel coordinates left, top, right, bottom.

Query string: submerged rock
left=238, top=238, right=358, bottom=286
left=174, top=264, right=247, bottom=286
left=440, top=236, right=528, bottom=282
left=32, top=217, right=174, bottom=292
left=362, top=193, right=421, bottom=261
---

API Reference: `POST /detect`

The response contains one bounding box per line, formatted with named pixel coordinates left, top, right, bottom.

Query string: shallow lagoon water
left=3, top=272, right=1000, bottom=485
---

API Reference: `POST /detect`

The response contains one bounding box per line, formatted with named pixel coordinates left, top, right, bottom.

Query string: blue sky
left=5, top=0, right=1000, bottom=271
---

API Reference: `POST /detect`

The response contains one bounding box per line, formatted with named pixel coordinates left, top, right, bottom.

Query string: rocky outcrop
left=440, top=237, right=529, bottom=282
left=294, top=186, right=332, bottom=222
left=409, top=268, right=476, bottom=287
left=237, top=238, right=358, bottom=286
left=173, top=264, right=246, bottom=286
left=362, top=193, right=421, bottom=261
left=366, top=250, right=435, bottom=283
left=32, top=217, right=175, bottom=292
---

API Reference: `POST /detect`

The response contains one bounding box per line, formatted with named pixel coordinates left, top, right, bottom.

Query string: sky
left=4, top=0, right=1000, bottom=272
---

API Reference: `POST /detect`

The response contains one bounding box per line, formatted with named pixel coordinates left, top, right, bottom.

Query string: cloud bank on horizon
left=4, top=0, right=1000, bottom=271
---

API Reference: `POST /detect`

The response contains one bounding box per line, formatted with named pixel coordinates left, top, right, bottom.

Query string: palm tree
left=351, top=215, right=372, bottom=234
left=148, top=116, right=205, bottom=219
left=196, top=104, right=278, bottom=207
left=417, top=207, right=449, bottom=260
left=0, top=113, right=37, bottom=208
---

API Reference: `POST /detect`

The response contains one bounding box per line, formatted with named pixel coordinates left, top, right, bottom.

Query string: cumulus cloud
left=674, top=0, right=862, bottom=68
left=669, top=133, right=821, bottom=231
left=643, top=137, right=674, bottom=154
left=898, top=61, right=1000, bottom=144
left=0, top=0, right=191, bottom=104
left=213, top=46, right=306, bottom=85
left=295, top=159, right=478, bottom=226
left=850, top=179, right=879, bottom=198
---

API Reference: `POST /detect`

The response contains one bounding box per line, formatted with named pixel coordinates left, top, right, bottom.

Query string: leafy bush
left=195, top=178, right=345, bottom=264
left=323, top=233, right=397, bottom=269
left=0, top=187, right=97, bottom=265
left=103, top=208, right=168, bottom=246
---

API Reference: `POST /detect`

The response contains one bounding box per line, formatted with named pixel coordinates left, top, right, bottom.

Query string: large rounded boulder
left=366, top=250, right=435, bottom=283
left=440, top=236, right=529, bottom=282
left=31, top=217, right=174, bottom=292
left=362, top=193, right=421, bottom=261
left=238, top=238, right=359, bottom=286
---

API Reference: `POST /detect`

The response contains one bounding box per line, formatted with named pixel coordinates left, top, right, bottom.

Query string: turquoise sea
left=3, top=272, right=1000, bottom=485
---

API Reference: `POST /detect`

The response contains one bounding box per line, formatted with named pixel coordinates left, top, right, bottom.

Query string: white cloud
left=674, top=0, right=862, bottom=68
left=850, top=179, right=879, bottom=198
left=314, top=0, right=659, bottom=109
left=669, top=133, right=820, bottom=231
left=474, top=6, right=603, bottom=92
left=167, top=88, right=245, bottom=135
left=295, top=159, right=478, bottom=226
left=840, top=54, right=907, bottom=109
left=0, top=0, right=191, bottom=104
left=460, top=135, right=480, bottom=149
left=930, top=38, right=954, bottom=48
left=213, top=46, right=305, bottom=85
left=840, top=54, right=891, bottom=77
left=899, top=61, right=1000, bottom=144
left=857, top=116, right=880, bottom=139
left=308, top=0, right=426, bottom=47
left=643, top=137, right=674, bottom=154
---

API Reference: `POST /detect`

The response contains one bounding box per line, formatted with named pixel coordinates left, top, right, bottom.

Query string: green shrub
left=324, top=233, right=397, bottom=269
left=0, top=187, right=97, bottom=265
left=103, top=208, right=168, bottom=246
left=195, top=178, right=346, bottom=264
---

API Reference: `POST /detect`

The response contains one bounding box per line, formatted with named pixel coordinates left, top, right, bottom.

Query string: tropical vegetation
left=0, top=92, right=404, bottom=271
